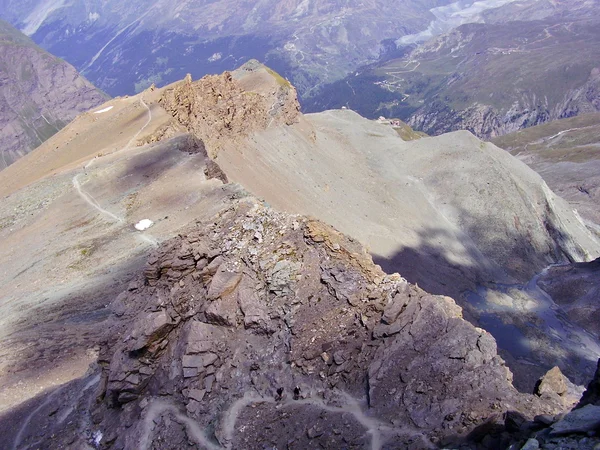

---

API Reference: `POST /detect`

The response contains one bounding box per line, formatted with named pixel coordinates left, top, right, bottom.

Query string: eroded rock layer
left=85, top=200, right=565, bottom=449
left=159, top=62, right=300, bottom=157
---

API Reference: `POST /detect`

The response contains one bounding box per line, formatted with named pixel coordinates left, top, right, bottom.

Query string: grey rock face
left=550, top=405, right=600, bottom=435
left=0, top=20, right=107, bottom=169
left=578, top=359, right=600, bottom=408
left=85, top=200, right=564, bottom=449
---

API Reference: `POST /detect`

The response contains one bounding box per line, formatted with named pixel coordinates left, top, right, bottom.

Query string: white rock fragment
left=135, top=219, right=154, bottom=231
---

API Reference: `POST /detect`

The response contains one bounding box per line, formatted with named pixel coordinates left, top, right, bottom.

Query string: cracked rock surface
left=76, top=199, right=565, bottom=450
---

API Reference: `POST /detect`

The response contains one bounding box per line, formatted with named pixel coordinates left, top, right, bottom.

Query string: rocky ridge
left=4, top=196, right=600, bottom=449
left=74, top=201, right=571, bottom=449
left=133, top=63, right=600, bottom=389
left=1, top=62, right=600, bottom=449
left=159, top=63, right=300, bottom=157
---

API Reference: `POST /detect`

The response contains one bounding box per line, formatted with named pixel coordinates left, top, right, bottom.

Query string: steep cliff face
left=0, top=19, right=107, bottom=169
left=120, top=64, right=600, bottom=391
left=406, top=66, right=600, bottom=139
left=7, top=199, right=569, bottom=449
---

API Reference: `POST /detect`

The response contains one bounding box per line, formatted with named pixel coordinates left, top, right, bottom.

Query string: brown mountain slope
left=155, top=62, right=600, bottom=388
left=0, top=19, right=107, bottom=170
left=3, top=200, right=573, bottom=450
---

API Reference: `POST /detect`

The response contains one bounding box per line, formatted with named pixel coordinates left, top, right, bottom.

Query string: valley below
left=305, top=0, right=600, bottom=139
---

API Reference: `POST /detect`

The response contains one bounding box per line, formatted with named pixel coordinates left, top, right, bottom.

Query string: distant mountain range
left=0, top=19, right=107, bottom=169
left=304, top=0, right=600, bottom=138
left=0, top=0, right=522, bottom=99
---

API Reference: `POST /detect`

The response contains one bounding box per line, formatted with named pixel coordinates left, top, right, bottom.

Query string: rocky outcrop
left=82, top=199, right=569, bottom=449
left=578, top=359, right=600, bottom=408
left=534, top=366, right=585, bottom=410
left=407, top=78, right=600, bottom=140
left=159, top=61, right=300, bottom=157
left=0, top=20, right=107, bottom=169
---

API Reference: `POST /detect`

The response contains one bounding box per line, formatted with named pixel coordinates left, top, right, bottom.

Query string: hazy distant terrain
left=305, top=0, right=600, bottom=138
left=0, top=0, right=521, bottom=98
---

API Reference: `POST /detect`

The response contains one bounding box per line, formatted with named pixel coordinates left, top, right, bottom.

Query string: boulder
left=578, top=359, right=600, bottom=408
left=550, top=404, right=600, bottom=435
left=536, top=366, right=568, bottom=397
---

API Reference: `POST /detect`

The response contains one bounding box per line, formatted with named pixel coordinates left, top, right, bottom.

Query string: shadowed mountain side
left=0, top=255, right=145, bottom=414
left=0, top=200, right=574, bottom=450
left=538, top=258, right=600, bottom=339
left=0, top=20, right=107, bottom=169
left=209, top=106, right=600, bottom=286
left=373, top=223, right=600, bottom=393
left=0, top=373, right=101, bottom=450
left=0, top=90, right=245, bottom=413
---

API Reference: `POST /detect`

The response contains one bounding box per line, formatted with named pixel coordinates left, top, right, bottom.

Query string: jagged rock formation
left=160, top=63, right=600, bottom=291
left=1, top=62, right=599, bottom=450
left=159, top=63, right=300, bottom=157
left=84, top=201, right=564, bottom=449
left=0, top=20, right=107, bottom=169
left=143, top=62, right=600, bottom=388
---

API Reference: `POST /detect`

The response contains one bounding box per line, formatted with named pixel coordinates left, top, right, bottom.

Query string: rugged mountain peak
left=159, top=60, right=299, bottom=157
left=84, top=199, right=564, bottom=449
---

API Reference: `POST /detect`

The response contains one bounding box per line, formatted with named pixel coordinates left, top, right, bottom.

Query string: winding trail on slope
left=218, top=391, right=419, bottom=450
left=71, top=98, right=152, bottom=223
left=140, top=400, right=221, bottom=450
left=138, top=390, right=411, bottom=450
left=72, top=173, right=124, bottom=223
left=544, top=125, right=598, bottom=142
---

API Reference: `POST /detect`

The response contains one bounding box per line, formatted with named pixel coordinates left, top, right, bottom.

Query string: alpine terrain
left=0, top=0, right=522, bottom=99
left=0, top=62, right=599, bottom=449
left=305, top=0, right=600, bottom=138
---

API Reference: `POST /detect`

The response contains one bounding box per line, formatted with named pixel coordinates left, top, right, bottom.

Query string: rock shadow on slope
left=372, top=203, right=600, bottom=392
